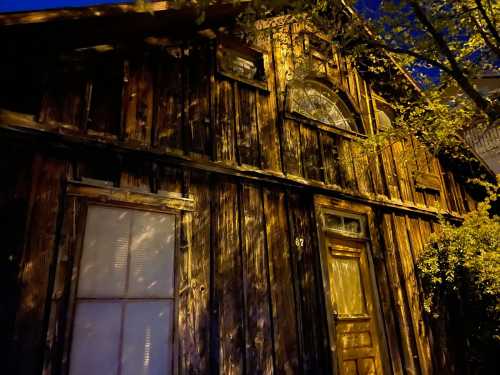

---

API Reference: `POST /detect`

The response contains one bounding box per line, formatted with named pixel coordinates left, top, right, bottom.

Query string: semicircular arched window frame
left=286, top=80, right=361, bottom=133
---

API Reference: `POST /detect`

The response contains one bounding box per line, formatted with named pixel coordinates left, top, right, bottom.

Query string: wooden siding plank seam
left=254, top=89, right=263, bottom=170
left=263, top=187, right=300, bottom=374
left=208, top=174, right=219, bottom=375
left=181, top=45, right=190, bottom=155
left=236, top=182, right=248, bottom=375
left=269, top=30, right=287, bottom=174
left=284, top=190, right=306, bottom=373
left=317, top=129, right=327, bottom=184
left=371, top=211, right=404, bottom=375
left=392, top=214, right=429, bottom=375
left=404, top=215, right=433, bottom=375
left=381, top=213, right=420, bottom=375
left=259, top=186, right=278, bottom=374
left=209, top=41, right=217, bottom=162
left=233, top=81, right=242, bottom=166
left=410, top=137, right=430, bottom=208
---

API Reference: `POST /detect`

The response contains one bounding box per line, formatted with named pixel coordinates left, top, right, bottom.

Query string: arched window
left=286, top=80, right=361, bottom=133
left=376, top=110, right=392, bottom=130
left=375, top=101, right=394, bottom=131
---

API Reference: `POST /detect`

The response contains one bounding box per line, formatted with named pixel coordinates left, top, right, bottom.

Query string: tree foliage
left=236, top=0, right=499, bottom=162
left=417, top=177, right=500, bottom=371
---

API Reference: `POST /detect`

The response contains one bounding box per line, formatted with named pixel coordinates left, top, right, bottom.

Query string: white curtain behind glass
left=69, top=206, right=175, bottom=375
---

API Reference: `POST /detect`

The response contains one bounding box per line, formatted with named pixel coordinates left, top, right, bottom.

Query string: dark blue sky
left=0, top=0, right=130, bottom=13
left=0, top=1, right=381, bottom=14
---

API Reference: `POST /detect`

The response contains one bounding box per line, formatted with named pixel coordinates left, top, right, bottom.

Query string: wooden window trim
left=46, top=182, right=190, bottom=375
left=285, top=80, right=367, bottom=136
left=321, top=208, right=368, bottom=240
left=216, top=37, right=269, bottom=92
left=284, top=112, right=368, bottom=141
left=67, top=179, right=195, bottom=211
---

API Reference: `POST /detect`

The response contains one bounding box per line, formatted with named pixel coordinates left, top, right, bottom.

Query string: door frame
left=314, top=195, right=390, bottom=375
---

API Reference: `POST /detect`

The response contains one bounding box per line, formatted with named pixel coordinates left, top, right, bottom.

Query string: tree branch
left=348, top=38, right=454, bottom=75
left=408, top=1, right=496, bottom=120
left=474, top=0, right=500, bottom=46
left=471, top=13, right=500, bottom=58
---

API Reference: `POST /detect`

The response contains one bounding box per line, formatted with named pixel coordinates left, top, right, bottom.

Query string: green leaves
left=418, top=176, right=500, bottom=369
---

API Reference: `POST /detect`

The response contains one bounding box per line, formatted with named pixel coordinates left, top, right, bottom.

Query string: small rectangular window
left=323, top=212, right=364, bottom=237
left=216, top=37, right=268, bottom=91
left=69, top=205, right=175, bottom=375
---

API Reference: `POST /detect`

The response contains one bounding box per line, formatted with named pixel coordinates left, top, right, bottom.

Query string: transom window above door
left=69, top=205, right=176, bottom=375
left=322, top=211, right=366, bottom=237
left=286, top=80, right=362, bottom=133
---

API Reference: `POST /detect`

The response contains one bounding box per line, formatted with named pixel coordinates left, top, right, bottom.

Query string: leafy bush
left=418, top=177, right=500, bottom=372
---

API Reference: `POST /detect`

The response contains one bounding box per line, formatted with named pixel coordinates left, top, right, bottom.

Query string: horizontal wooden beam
left=0, top=109, right=462, bottom=221
left=67, top=180, right=196, bottom=211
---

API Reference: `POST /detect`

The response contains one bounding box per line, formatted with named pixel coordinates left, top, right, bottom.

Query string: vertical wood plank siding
left=6, top=146, right=465, bottom=375
left=3, top=16, right=477, bottom=375
left=34, top=20, right=465, bottom=215
left=10, top=153, right=66, bottom=375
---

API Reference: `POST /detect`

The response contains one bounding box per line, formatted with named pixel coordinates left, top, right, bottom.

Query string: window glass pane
left=69, top=302, right=121, bottom=375
left=121, top=301, right=173, bottom=375
left=78, top=206, right=130, bottom=298
left=128, top=212, right=175, bottom=298
left=288, top=80, right=358, bottom=132
left=377, top=110, right=392, bottom=130
left=324, top=213, right=343, bottom=231
left=330, top=256, right=366, bottom=315
left=344, top=218, right=361, bottom=234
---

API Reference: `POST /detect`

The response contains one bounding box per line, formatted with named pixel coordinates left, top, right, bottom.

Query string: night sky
left=0, top=0, right=129, bottom=12
left=0, top=0, right=382, bottom=13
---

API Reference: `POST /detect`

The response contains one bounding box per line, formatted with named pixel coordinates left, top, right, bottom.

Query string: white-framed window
left=68, top=205, right=177, bottom=375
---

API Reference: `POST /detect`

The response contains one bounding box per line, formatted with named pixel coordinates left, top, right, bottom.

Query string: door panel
left=326, top=236, right=383, bottom=375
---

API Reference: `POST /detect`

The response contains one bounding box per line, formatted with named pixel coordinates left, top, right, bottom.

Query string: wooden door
left=326, top=235, right=384, bottom=375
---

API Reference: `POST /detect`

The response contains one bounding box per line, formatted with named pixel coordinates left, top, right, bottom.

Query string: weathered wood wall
left=0, top=15, right=475, bottom=375
left=1, top=20, right=470, bottom=219
left=2, top=147, right=460, bottom=375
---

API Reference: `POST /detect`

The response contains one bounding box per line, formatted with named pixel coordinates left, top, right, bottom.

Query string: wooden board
left=236, top=86, right=260, bottom=167
left=214, top=80, right=236, bottom=164
left=240, top=183, right=273, bottom=374
left=300, top=124, right=322, bottom=181
left=11, top=154, right=66, bottom=375
left=123, top=54, right=153, bottom=145
left=288, top=192, right=329, bottom=373
left=254, top=29, right=281, bottom=172
left=351, top=140, right=373, bottom=195
left=338, top=137, right=358, bottom=192
left=282, top=118, right=303, bottom=176
left=177, top=171, right=211, bottom=373
left=393, top=214, right=432, bottom=375
left=380, top=213, right=420, bottom=375
left=320, top=131, right=340, bottom=186
left=87, top=58, right=123, bottom=136
left=263, top=187, right=300, bottom=374
left=154, top=47, right=184, bottom=152
left=39, top=65, right=85, bottom=128
left=391, top=140, right=414, bottom=204
left=213, top=178, right=244, bottom=374
left=186, top=43, right=211, bottom=157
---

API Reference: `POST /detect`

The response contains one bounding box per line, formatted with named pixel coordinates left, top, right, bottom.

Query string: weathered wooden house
left=0, top=2, right=483, bottom=375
